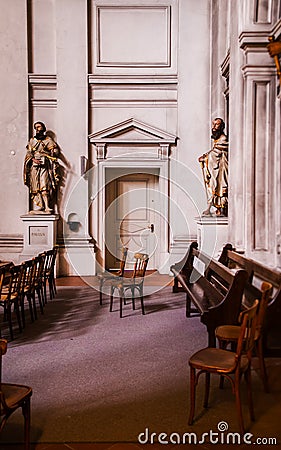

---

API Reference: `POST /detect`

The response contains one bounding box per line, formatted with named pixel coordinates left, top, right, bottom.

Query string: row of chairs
left=0, top=246, right=58, bottom=341
left=0, top=247, right=58, bottom=449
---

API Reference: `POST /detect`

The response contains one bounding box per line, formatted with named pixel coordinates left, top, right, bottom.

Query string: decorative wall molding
left=88, top=74, right=178, bottom=108
left=89, top=100, right=177, bottom=109
left=95, top=5, right=171, bottom=67
left=28, top=74, right=57, bottom=108
left=252, top=80, right=271, bottom=251
left=242, top=65, right=276, bottom=77
left=88, top=74, right=178, bottom=84
left=0, top=234, right=23, bottom=250
left=271, top=18, right=281, bottom=38
left=89, top=117, right=177, bottom=160
left=253, top=0, right=274, bottom=24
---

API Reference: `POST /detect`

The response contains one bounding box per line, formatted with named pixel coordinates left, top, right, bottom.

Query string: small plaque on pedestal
left=196, top=216, right=228, bottom=258
left=20, top=213, right=59, bottom=259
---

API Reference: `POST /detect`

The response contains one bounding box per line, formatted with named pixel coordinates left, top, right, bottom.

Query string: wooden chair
left=18, top=260, right=36, bottom=328
left=42, top=246, right=58, bottom=301
left=21, top=256, right=45, bottom=325
left=0, top=265, right=24, bottom=340
left=21, top=259, right=38, bottom=322
left=215, top=281, right=272, bottom=392
left=188, top=299, right=259, bottom=434
left=0, top=338, right=32, bottom=450
left=32, top=254, right=46, bottom=312
left=98, top=247, right=128, bottom=305
left=109, top=253, right=149, bottom=318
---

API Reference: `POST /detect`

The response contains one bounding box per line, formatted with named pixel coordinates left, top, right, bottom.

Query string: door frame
left=96, top=158, right=169, bottom=274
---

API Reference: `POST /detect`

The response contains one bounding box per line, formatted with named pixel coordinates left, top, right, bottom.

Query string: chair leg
left=28, top=299, right=34, bottom=323
left=44, top=277, right=48, bottom=303
left=188, top=366, right=196, bottom=425
left=22, top=397, right=31, bottom=450
left=140, top=295, right=145, bottom=315
left=50, top=274, right=57, bottom=298
left=173, top=277, right=179, bottom=293
left=20, top=296, right=26, bottom=329
left=31, top=293, right=37, bottom=320
left=110, top=286, right=114, bottom=312
left=36, top=288, right=44, bottom=315
left=244, top=367, right=255, bottom=421
left=15, top=301, right=22, bottom=333
left=119, top=294, right=123, bottom=318
left=99, top=280, right=103, bottom=305
left=7, top=304, right=14, bottom=341
left=53, top=275, right=57, bottom=295
left=234, top=372, right=245, bottom=435
left=131, top=288, right=135, bottom=310
left=186, top=295, right=191, bottom=317
left=140, top=286, right=145, bottom=315
left=256, top=339, right=269, bottom=393
left=219, top=340, right=227, bottom=389
left=204, top=372, right=210, bottom=408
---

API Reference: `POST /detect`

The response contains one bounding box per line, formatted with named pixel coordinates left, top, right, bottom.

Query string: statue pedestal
left=195, top=216, right=228, bottom=257
left=20, top=213, right=59, bottom=259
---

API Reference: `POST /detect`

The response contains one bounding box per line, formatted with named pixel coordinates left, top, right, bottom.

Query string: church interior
left=0, top=0, right=281, bottom=448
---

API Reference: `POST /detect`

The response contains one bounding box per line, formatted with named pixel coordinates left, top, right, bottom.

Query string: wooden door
left=105, top=173, right=158, bottom=270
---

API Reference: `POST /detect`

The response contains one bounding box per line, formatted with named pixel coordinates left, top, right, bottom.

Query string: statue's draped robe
left=24, top=136, right=60, bottom=211
left=201, top=134, right=228, bottom=212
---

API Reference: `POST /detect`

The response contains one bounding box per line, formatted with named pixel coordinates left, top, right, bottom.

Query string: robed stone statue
left=198, top=118, right=228, bottom=217
left=24, top=122, right=60, bottom=214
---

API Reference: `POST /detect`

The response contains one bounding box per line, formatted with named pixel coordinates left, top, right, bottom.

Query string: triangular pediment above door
left=88, top=118, right=177, bottom=144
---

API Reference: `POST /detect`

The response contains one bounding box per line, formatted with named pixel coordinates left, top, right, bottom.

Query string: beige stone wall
left=0, top=0, right=280, bottom=271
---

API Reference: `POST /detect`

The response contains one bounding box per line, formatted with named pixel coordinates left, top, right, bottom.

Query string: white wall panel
left=29, top=0, right=56, bottom=73
left=97, top=6, right=170, bottom=67
left=90, top=0, right=178, bottom=75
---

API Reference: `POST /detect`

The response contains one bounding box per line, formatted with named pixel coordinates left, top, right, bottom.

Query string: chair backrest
left=35, top=253, right=46, bottom=282
left=236, top=299, right=259, bottom=362
left=5, top=264, right=24, bottom=299
left=0, top=267, right=6, bottom=297
left=50, top=245, right=58, bottom=271
left=42, top=246, right=58, bottom=276
left=132, top=253, right=149, bottom=279
left=22, top=259, right=34, bottom=290
left=118, top=247, right=128, bottom=276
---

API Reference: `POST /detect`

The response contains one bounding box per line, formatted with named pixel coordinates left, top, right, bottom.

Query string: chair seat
left=216, top=325, right=241, bottom=340
left=216, top=325, right=260, bottom=343
left=1, top=383, right=32, bottom=410
left=98, top=272, right=121, bottom=281
left=111, top=277, right=143, bottom=289
left=189, top=347, right=249, bottom=373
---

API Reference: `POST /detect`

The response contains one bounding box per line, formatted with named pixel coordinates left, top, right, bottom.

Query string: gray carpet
left=1, top=285, right=281, bottom=445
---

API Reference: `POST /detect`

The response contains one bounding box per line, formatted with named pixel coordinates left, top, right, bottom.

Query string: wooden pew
left=218, top=244, right=281, bottom=356
left=170, top=242, right=248, bottom=347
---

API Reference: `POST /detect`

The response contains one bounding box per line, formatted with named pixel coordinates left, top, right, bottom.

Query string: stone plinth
left=58, top=236, right=96, bottom=277
left=20, top=213, right=59, bottom=259
left=196, top=216, right=229, bottom=257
